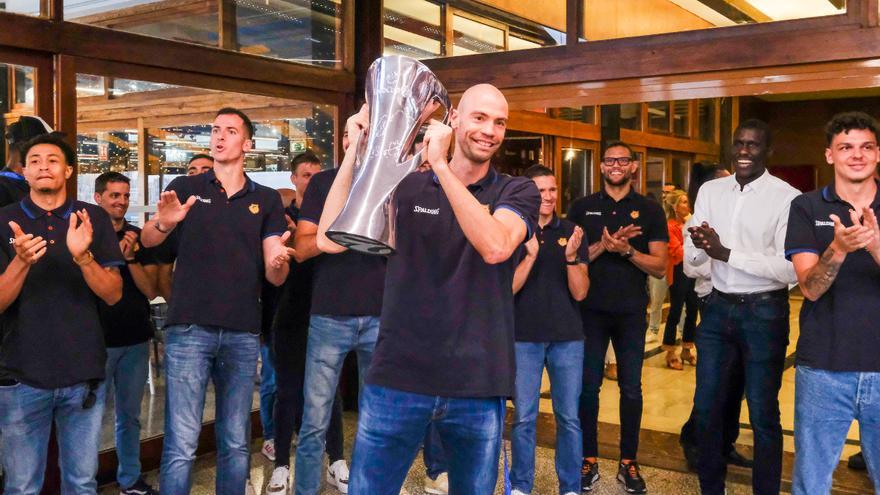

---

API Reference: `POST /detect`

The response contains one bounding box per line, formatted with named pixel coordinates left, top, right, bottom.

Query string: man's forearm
left=129, top=262, right=158, bottom=300
left=512, top=255, right=536, bottom=293
left=587, top=241, right=605, bottom=262
left=0, top=257, right=29, bottom=312
left=630, top=250, right=667, bottom=278
left=141, top=219, right=173, bottom=248
left=801, top=245, right=845, bottom=301
left=82, top=264, right=123, bottom=305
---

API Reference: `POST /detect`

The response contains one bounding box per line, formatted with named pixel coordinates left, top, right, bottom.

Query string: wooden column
left=566, top=0, right=580, bottom=46
left=354, top=0, right=383, bottom=105
left=55, top=54, right=77, bottom=197
left=218, top=0, right=238, bottom=51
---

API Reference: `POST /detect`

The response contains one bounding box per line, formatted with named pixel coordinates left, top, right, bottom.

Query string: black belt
left=711, top=288, right=788, bottom=304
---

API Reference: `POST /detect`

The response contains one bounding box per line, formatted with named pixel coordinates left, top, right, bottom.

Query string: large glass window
left=383, top=0, right=565, bottom=59
left=1, top=63, right=37, bottom=167
left=66, top=0, right=344, bottom=67
left=673, top=100, right=690, bottom=137
left=698, top=98, right=717, bottom=142
left=620, top=103, right=641, bottom=130
left=647, top=101, right=670, bottom=133
left=75, top=74, right=337, bottom=223
left=581, top=0, right=846, bottom=42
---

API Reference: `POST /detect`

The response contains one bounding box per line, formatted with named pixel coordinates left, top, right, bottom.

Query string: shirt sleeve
left=261, top=190, right=287, bottom=239
left=495, top=177, right=540, bottom=243
left=726, top=190, right=799, bottom=285
left=298, top=171, right=330, bottom=226
left=686, top=185, right=710, bottom=267
left=90, top=207, right=125, bottom=268
left=576, top=223, right=589, bottom=264
left=0, top=217, right=12, bottom=273
left=784, top=195, right=820, bottom=260
left=682, top=219, right=710, bottom=280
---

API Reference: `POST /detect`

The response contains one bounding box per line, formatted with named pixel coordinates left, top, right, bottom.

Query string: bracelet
left=73, top=250, right=94, bottom=266
left=621, top=247, right=634, bottom=259
left=154, top=222, right=170, bottom=234
left=566, top=258, right=580, bottom=265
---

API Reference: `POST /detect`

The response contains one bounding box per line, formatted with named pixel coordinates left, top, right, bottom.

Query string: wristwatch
left=566, top=257, right=580, bottom=266
left=621, top=247, right=634, bottom=259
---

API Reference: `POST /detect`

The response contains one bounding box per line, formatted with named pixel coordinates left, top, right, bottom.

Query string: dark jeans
left=680, top=299, right=744, bottom=454
left=694, top=291, right=789, bottom=495
left=423, top=422, right=447, bottom=480
left=272, top=321, right=344, bottom=469
left=580, top=309, right=646, bottom=460
left=662, top=264, right=698, bottom=346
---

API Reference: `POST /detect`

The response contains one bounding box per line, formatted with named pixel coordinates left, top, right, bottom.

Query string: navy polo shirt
left=514, top=215, right=588, bottom=342
left=272, top=203, right=315, bottom=331
left=100, top=223, right=158, bottom=348
left=298, top=168, right=386, bottom=317
left=0, top=169, right=28, bottom=208
left=785, top=182, right=880, bottom=372
left=162, top=169, right=286, bottom=334
left=367, top=168, right=540, bottom=398
left=568, top=189, right=668, bottom=314
left=0, top=197, right=124, bottom=389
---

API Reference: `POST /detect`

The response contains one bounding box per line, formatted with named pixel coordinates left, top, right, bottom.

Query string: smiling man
left=784, top=112, right=880, bottom=494
left=568, top=141, right=668, bottom=494
left=141, top=107, right=291, bottom=495
left=318, top=84, right=539, bottom=494
left=686, top=119, right=800, bottom=495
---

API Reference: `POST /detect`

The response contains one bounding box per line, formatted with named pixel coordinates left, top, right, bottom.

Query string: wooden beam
left=55, top=54, right=77, bottom=197
left=566, top=0, right=579, bottom=47
left=218, top=0, right=237, bottom=51
left=620, top=128, right=719, bottom=156
left=354, top=0, right=383, bottom=103
left=508, top=110, right=601, bottom=140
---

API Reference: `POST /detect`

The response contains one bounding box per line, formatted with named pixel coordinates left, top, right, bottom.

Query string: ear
left=64, top=165, right=73, bottom=180
left=449, top=108, right=459, bottom=129
left=825, top=147, right=833, bottom=165
left=243, top=137, right=254, bottom=153
left=93, top=192, right=101, bottom=204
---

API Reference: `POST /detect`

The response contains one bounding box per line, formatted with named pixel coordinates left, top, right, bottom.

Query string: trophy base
left=325, top=231, right=395, bottom=256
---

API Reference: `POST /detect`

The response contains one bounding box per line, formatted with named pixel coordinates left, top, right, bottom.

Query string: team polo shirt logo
left=558, top=237, right=567, bottom=246
left=815, top=220, right=834, bottom=227
left=413, top=205, right=439, bottom=215
left=584, top=211, right=602, bottom=216
left=249, top=203, right=260, bottom=214
left=194, top=195, right=212, bottom=204
left=630, top=210, right=640, bottom=219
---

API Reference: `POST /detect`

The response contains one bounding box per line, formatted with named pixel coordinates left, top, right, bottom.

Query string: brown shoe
left=604, top=363, right=618, bottom=381
left=666, top=351, right=683, bottom=370
left=681, top=347, right=697, bottom=366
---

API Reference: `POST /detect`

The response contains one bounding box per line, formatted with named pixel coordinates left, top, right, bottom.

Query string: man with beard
left=320, top=84, right=539, bottom=494
left=568, top=141, right=668, bottom=494
left=686, top=119, right=799, bottom=495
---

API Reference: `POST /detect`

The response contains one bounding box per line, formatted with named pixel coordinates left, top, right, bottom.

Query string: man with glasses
left=568, top=141, right=668, bottom=494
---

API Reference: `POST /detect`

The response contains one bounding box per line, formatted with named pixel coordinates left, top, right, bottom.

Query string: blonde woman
left=662, top=189, right=697, bottom=369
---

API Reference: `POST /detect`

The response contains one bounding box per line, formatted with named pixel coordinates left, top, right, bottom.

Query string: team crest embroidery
left=249, top=203, right=260, bottom=214
left=630, top=210, right=640, bottom=219
left=558, top=237, right=567, bottom=247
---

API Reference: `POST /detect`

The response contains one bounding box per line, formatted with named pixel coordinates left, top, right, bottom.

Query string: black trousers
left=272, top=320, right=344, bottom=469
left=579, top=309, right=647, bottom=460
left=662, top=263, right=699, bottom=347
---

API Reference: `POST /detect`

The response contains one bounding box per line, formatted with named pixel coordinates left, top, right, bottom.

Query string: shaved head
left=451, top=84, right=509, bottom=166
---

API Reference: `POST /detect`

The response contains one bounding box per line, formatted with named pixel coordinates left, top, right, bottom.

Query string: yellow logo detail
left=249, top=203, right=260, bottom=214
left=558, top=237, right=567, bottom=247
left=630, top=210, right=640, bottom=219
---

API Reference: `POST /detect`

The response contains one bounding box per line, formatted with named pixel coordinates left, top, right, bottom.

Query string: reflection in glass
left=672, top=155, right=691, bottom=191
left=647, top=101, right=670, bottom=132
left=673, top=101, right=689, bottom=137
left=581, top=0, right=846, bottom=41
left=236, top=0, right=343, bottom=67
left=66, top=0, right=218, bottom=47
left=645, top=154, right=665, bottom=202
left=548, top=106, right=596, bottom=125
left=561, top=147, right=592, bottom=214
left=453, top=14, right=504, bottom=55
left=13, top=65, right=33, bottom=105
left=112, top=79, right=177, bottom=97
left=620, top=103, right=641, bottom=130
left=698, top=99, right=716, bottom=142
left=76, top=73, right=105, bottom=97
left=2, top=0, right=40, bottom=16
left=383, top=0, right=443, bottom=59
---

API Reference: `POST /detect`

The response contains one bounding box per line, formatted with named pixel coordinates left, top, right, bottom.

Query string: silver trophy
left=326, top=55, right=450, bottom=255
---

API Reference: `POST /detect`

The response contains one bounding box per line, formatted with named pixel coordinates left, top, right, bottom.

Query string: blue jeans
left=793, top=366, right=880, bottom=494
left=423, top=422, right=447, bottom=479
left=293, top=315, right=379, bottom=495
left=511, top=341, right=583, bottom=494
left=259, top=343, right=277, bottom=441
left=694, top=292, right=789, bottom=495
left=160, top=324, right=260, bottom=495
left=0, top=381, right=106, bottom=494
left=349, top=384, right=503, bottom=495
left=105, top=342, right=150, bottom=489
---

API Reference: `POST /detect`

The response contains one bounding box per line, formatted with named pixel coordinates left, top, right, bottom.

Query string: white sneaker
left=645, top=330, right=658, bottom=343
left=262, top=439, right=277, bottom=462
left=399, top=488, right=411, bottom=495
left=327, top=459, right=350, bottom=494
left=563, top=493, right=578, bottom=495
left=267, top=466, right=290, bottom=494
left=245, top=479, right=257, bottom=495
left=424, top=472, right=449, bottom=494
left=511, top=490, right=528, bottom=495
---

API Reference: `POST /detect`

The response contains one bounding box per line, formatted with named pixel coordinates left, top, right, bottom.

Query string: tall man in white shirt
left=686, top=119, right=800, bottom=495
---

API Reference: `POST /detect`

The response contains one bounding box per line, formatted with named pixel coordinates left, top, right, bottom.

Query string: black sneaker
left=120, top=478, right=159, bottom=495
left=581, top=459, right=599, bottom=492
left=848, top=451, right=867, bottom=471
left=617, top=461, right=647, bottom=494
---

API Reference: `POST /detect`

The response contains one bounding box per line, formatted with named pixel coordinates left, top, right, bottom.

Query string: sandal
left=681, top=348, right=697, bottom=366
left=666, top=352, right=683, bottom=370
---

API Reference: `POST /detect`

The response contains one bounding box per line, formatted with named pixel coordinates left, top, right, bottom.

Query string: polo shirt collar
left=598, top=185, right=637, bottom=201
left=20, top=195, right=74, bottom=220
left=431, top=166, right=499, bottom=191
left=205, top=168, right=257, bottom=196
left=540, top=213, right=562, bottom=230
left=821, top=179, right=880, bottom=208
left=0, top=168, right=24, bottom=181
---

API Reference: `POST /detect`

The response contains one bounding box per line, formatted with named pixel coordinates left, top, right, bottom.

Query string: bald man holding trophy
left=317, top=55, right=539, bottom=494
